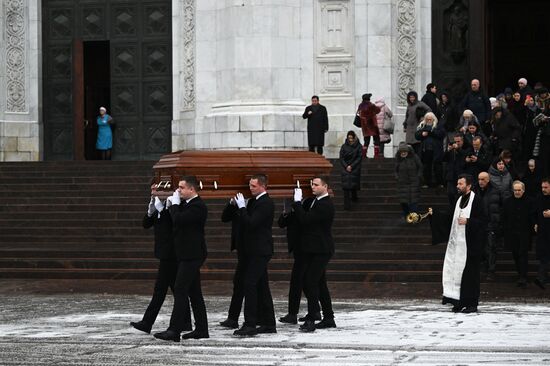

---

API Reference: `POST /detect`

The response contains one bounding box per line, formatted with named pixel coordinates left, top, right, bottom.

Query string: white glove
left=235, top=193, right=246, bottom=209
left=294, top=188, right=303, bottom=202
left=147, top=196, right=155, bottom=216
left=170, top=190, right=181, bottom=206
left=154, top=197, right=164, bottom=212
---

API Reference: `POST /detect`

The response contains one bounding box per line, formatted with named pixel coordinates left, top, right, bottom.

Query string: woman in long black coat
left=340, top=130, right=363, bottom=210
left=395, top=142, right=423, bottom=218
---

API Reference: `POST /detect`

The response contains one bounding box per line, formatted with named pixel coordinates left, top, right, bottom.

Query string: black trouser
left=446, top=181, right=458, bottom=208
left=485, top=231, right=498, bottom=273
left=227, top=253, right=246, bottom=322
left=538, top=259, right=549, bottom=284
left=363, top=135, right=380, bottom=147
left=142, top=260, right=191, bottom=326
left=507, top=232, right=530, bottom=280
left=343, top=189, right=358, bottom=210
left=309, top=146, right=323, bottom=155
left=421, top=150, right=443, bottom=186
left=287, top=252, right=333, bottom=318
left=168, top=259, right=208, bottom=333
left=243, top=255, right=275, bottom=327
left=303, top=253, right=333, bottom=320
left=411, top=143, right=421, bottom=155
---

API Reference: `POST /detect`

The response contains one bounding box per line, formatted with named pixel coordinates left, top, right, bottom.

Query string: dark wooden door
left=42, top=0, right=172, bottom=160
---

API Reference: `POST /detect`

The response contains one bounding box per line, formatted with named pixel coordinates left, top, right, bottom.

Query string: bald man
left=460, top=79, right=491, bottom=123
left=474, top=172, right=500, bottom=277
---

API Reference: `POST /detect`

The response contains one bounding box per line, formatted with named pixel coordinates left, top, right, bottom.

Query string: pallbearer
left=292, top=176, right=336, bottom=332
left=154, top=176, right=209, bottom=341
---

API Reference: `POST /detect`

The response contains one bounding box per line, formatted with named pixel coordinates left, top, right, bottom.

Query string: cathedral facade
left=0, top=0, right=433, bottom=161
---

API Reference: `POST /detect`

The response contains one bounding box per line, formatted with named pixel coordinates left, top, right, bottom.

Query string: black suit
left=292, top=195, right=335, bottom=320
left=167, top=196, right=208, bottom=333
left=279, top=198, right=333, bottom=317
left=238, top=193, right=276, bottom=327
left=140, top=208, right=190, bottom=327
left=221, top=202, right=245, bottom=322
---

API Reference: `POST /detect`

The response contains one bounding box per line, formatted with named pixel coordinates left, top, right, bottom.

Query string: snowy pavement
left=0, top=295, right=549, bottom=365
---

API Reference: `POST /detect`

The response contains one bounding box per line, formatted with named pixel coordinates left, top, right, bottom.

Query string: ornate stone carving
left=397, top=0, right=416, bottom=106
left=5, top=0, right=26, bottom=112
left=181, top=0, right=196, bottom=111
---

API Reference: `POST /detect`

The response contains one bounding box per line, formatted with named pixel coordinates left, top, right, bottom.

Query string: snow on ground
left=0, top=295, right=549, bottom=365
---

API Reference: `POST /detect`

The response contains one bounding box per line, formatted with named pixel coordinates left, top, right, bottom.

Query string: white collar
left=186, top=195, right=198, bottom=203
left=255, top=191, right=267, bottom=200
left=316, top=193, right=329, bottom=200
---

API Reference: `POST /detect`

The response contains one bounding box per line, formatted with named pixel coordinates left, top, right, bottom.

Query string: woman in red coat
left=357, top=93, right=381, bottom=158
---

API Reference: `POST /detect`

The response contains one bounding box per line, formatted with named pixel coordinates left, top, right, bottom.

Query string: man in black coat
left=218, top=199, right=245, bottom=329
left=460, top=79, right=491, bottom=123
left=130, top=186, right=191, bottom=334
left=232, top=174, right=276, bottom=336
left=421, top=83, right=439, bottom=117
left=302, top=95, right=329, bottom=155
left=154, top=176, right=209, bottom=341
left=474, top=172, right=501, bottom=278
left=443, top=134, right=467, bottom=207
left=534, top=178, right=550, bottom=289
left=292, top=176, right=336, bottom=332
left=278, top=199, right=332, bottom=325
left=464, top=137, right=491, bottom=179
left=502, top=181, right=536, bottom=288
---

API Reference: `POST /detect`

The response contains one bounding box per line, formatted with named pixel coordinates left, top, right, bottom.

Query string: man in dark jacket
left=154, top=176, right=209, bottom=341
left=130, top=186, right=191, bottom=334
left=292, top=176, right=336, bottom=332
left=464, top=137, right=492, bottom=178
left=233, top=174, right=276, bottom=336
left=474, top=172, right=501, bottom=278
left=278, top=199, right=333, bottom=325
left=460, top=79, right=491, bottom=123
left=421, top=83, right=439, bottom=117
left=489, top=108, right=522, bottom=156
left=502, top=181, right=536, bottom=287
left=443, top=134, right=467, bottom=207
left=302, top=95, right=329, bottom=155
left=218, top=198, right=245, bottom=329
left=534, top=178, right=550, bottom=289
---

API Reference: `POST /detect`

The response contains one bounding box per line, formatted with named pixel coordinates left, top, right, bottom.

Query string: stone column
left=0, top=0, right=42, bottom=161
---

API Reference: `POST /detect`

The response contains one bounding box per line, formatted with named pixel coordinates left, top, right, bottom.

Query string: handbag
left=383, top=115, right=394, bottom=134
left=353, top=115, right=361, bottom=128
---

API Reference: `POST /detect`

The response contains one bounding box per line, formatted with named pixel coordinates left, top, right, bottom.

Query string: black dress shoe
left=153, top=330, right=180, bottom=342
left=461, top=306, right=478, bottom=314
left=315, top=318, right=336, bottom=329
left=279, top=313, right=297, bottom=324
left=130, top=321, right=152, bottom=334
left=219, top=318, right=239, bottom=329
left=181, top=330, right=209, bottom=339
left=452, top=305, right=463, bottom=313
left=256, top=325, right=277, bottom=334
left=233, top=325, right=258, bottom=337
left=299, top=319, right=316, bottom=332
left=534, top=278, right=546, bottom=290
left=299, top=312, right=321, bottom=322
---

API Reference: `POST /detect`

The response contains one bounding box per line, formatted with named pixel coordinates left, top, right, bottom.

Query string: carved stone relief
left=397, top=0, right=416, bottom=106
left=315, top=0, right=353, bottom=97
left=5, top=0, right=26, bottom=112
left=181, top=0, right=195, bottom=111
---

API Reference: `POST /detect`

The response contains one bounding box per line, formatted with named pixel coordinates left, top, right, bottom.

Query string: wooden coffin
left=152, top=150, right=333, bottom=199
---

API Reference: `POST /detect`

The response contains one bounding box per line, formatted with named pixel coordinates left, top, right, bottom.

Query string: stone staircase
left=0, top=159, right=538, bottom=286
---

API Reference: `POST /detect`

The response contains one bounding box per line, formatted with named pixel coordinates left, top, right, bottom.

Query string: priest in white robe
left=442, top=174, right=487, bottom=313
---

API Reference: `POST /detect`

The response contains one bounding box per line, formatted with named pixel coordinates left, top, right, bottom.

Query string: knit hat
left=398, top=142, right=410, bottom=153
left=518, top=78, right=528, bottom=85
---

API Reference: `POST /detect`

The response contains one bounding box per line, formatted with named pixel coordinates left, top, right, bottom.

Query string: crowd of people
left=393, top=78, right=550, bottom=310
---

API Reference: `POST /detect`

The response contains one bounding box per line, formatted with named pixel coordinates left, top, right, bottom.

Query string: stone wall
left=0, top=0, right=42, bottom=161
left=172, top=0, right=432, bottom=159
